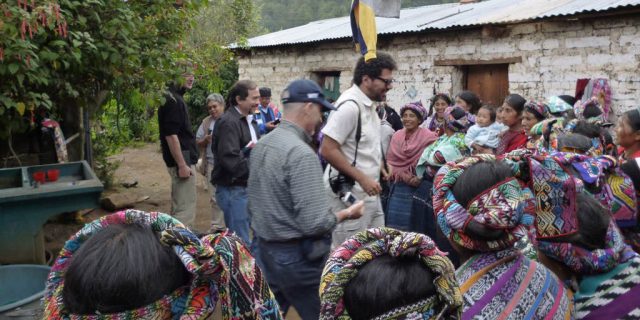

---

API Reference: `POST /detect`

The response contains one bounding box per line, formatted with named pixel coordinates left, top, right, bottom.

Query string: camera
left=329, top=173, right=358, bottom=206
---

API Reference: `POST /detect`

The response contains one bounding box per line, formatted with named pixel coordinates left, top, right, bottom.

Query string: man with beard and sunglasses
left=320, top=52, right=397, bottom=248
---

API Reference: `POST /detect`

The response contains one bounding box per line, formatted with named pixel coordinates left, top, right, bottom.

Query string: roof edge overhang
left=230, top=4, right=640, bottom=53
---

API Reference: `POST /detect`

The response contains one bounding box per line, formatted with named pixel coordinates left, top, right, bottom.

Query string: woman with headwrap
left=385, top=102, right=438, bottom=231
left=530, top=98, right=612, bottom=156
left=521, top=101, right=550, bottom=152
left=44, top=209, right=282, bottom=320
left=433, top=155, right=573, bottom=319
left=517, top=152, right=640, bottom=320
left=319, top=227, right=463, bottom=320
left=568, top=98, right=615, bottom=156
left=496, top=94, right=528, bottom=155
left=527, top=96, right=576, bottom=155
left=422, top=93, right=453, bottom=136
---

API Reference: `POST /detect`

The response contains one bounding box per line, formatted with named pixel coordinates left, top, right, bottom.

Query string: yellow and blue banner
left=350, top=0, right=401, bottom=61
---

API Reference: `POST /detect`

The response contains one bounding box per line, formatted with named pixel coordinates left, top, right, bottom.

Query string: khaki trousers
left=167, top=165, right=197, bottom=229
left=328, top=187, right=385, bottom=248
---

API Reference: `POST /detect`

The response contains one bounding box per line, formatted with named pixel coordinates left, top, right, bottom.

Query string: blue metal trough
left=0, top=161, right=103, bottom=264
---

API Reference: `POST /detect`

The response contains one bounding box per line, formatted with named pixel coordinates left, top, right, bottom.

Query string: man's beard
left=374, top=92, right=387, bottom=102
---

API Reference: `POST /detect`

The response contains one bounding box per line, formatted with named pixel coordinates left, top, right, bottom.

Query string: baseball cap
left=281, top=79, right=336, bottom=112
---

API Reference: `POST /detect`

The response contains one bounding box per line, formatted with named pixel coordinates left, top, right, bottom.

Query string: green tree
left=182, top=0, right=259, bottom=126
left=0, top=0, right=206, bottom=160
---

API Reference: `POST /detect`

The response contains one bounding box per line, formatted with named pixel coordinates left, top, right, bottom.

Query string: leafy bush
left=185, top=58, right=239, bottom=132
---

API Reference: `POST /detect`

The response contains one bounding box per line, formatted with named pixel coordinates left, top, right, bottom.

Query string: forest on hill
left=257, top=0, right=459, bottom=33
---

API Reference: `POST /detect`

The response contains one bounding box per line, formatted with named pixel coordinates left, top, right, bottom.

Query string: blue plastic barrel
left=0, top=264, right=51, bottom=312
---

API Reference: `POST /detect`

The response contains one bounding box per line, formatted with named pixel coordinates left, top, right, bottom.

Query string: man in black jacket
left=211, top=80, right=260, bottom=244
left=158, top=65, right=198, bottom=228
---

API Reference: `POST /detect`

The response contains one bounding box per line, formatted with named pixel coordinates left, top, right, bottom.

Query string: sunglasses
left=375, top=76, right=396, bottom=86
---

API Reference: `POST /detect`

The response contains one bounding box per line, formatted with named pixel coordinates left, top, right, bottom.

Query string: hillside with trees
left=257, top=0, right=458, bottom=33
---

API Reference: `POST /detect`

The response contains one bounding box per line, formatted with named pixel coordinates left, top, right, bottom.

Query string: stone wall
left=238, top=14, right=640, bottom=117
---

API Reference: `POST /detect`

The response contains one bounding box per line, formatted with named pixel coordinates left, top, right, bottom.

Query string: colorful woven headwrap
left=530, top=116, right=607, bottom=156
left=547, top=96, right=573, bottom=114
left=538, top=218, right=637, bottom=274
left=400, top=101, right=427, bottom=124
left=504, top=151, right=638, bottom=273
left=444, top=106, right=471, bottom=133
left=319, top=227, right=463, bottom=320
left=44, top=209, right=282, bottom=320
left=523, top=101, right=550, bottom=120
left=551, top=153, right=638, bottom=228
left=574, top=97, right=605, bottom=124
left=433, top=154, right=535, bottom=252
left=528, top=154, right=580, bottom=239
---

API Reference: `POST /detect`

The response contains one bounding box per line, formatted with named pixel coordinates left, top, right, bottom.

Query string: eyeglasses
left=375, top=77, right=396, bottom=86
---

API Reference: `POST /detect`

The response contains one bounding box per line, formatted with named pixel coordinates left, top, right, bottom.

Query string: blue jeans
left=256, top=237, right=327, bottom=320
left=215, top=185, right=251, bottom=245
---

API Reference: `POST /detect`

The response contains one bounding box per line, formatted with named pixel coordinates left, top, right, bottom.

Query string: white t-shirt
left=235, top=107, right=259, bottom=143
left=322, top=84, right=382, bottom=186
left=196, top=120, right=216, bottom=163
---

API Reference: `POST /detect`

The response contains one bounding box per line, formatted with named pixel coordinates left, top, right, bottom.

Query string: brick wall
left=238, top=15, right=640, bottom=117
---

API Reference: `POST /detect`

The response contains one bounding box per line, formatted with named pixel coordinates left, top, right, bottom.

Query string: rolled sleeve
left=321, top=102, right=359, bottom=145
left=196, top=123, right=205, bottom=140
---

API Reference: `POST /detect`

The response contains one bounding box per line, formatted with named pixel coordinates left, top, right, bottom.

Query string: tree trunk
left=61, top=90, right=109, bottom=164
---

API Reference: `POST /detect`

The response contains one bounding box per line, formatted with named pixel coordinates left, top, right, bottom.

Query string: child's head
left=476, top=105, right=497, bottom=127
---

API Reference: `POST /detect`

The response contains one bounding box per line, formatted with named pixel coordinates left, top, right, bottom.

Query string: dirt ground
left=44, top=143, right=214, bottom=255
left=42, top=143, right=301, bottom=320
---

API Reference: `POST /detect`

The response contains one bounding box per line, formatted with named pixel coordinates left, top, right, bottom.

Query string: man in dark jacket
left=158, top=65, right=197, bottom=228
left=211, top=80, right=260, bottom=244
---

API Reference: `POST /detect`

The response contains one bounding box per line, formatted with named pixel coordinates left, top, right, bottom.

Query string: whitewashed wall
left=238, top=15, right=640, bottom=117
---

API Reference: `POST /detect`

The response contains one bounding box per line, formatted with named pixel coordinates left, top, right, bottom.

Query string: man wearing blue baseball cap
left=248, top=79, right=364, bottom=319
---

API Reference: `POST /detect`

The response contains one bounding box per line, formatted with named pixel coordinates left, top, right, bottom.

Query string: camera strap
left=327, top=99, right=361, bottom=181
left=335, top=99, right=361, bottom=166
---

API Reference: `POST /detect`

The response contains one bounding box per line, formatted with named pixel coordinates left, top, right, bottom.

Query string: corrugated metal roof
left=238, top=0, right=640, bottom=48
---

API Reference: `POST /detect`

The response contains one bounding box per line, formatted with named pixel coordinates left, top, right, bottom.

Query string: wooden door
left=465, top=64, right=509, bottom=107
